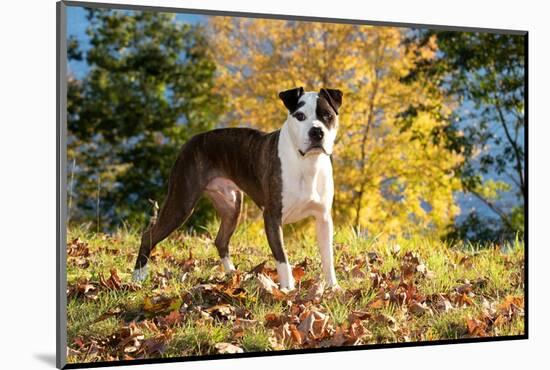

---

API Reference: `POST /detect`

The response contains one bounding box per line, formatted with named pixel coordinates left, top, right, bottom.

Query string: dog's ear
left=279, top=87, right=305, bottom=113
left=319, top=88, right=343, bottom=114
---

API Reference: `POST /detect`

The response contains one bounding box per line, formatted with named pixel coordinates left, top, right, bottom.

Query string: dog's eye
left=323, top=113, right=333, bottom=121
left=293, top=112, right=306, bottom=121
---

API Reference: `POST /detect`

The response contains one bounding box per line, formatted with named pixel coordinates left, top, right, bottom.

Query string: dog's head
left=279, top=87, right=343, bottom=157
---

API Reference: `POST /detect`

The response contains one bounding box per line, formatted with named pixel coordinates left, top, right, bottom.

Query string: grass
left=65, top=221, right=525, bottom=363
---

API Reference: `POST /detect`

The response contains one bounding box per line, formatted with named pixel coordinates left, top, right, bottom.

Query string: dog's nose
left=308, top=127, right=324, bottom=141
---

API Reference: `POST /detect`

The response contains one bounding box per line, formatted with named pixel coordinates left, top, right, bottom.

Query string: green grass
left=65, top=222, right=525, bottom=363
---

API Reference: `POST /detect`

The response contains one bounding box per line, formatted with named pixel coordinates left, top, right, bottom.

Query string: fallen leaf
left=409, top=301, right=433, bottom=316
left=297, top=310, right=329, bottom=340
left=348, top=310, right=370, bottom=322
left=454, top=292, right=474, bottom=307
left=67, top=238, right=90, bottom=257
left=265, top=313, right=285, bottom=328
left=326, top=326, right=347, bottom=346
left=70, top=257, right=90, bottom=269
left=206, top=304, right=236, bottom=321
left=367, top=252, right=383, bottom=264
left=93, top=307, right=123, bottom=323
left=143, top=295, right=181, bottom=314
left=214, top=342, right=244, bottom=354
left=162, top=310, right=183, bottom=326
left=289, top=324, right=305, bottom=345
left=292, top=265, right=306, bottom=282
left=433, top=294, right=454, bottom=312
left=178, top=250, right=196, bottom=273
left=351, top=265, right=366, bottom=279
left=250, top=261, right=278, bottom=281
left=256, top=273, right=279, bottom=293
left=466, top=318, right=487, bottom=337
left=140, top=337, right=167, bottom=356
left=368, top=298, right=386, bottom=309
left=99, top=268, right=122, bottom=290
left=304, top=280, right=325, bottom=303
left=67, top=278, right=99, bottom=300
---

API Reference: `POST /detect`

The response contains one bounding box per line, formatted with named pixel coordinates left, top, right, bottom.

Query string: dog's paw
left=279, top=283, right=296, bottom=294
left=327, top=283, right=343, bottom=295
left=132, top=265, right=148, bottom=282
left=221, top=257, right=236, bottom=274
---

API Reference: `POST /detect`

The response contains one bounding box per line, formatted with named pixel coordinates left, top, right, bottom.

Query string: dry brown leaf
left=368, top=298, right=386, bottom=309
left=433, top=294, right=454, bottom=312
left=327, top=326, right=347, bottom=346
left=351, top=265, right=366, bottom=279
left=67, top=278, right=99, bottom=300
left=466, top=318, right=487, bottom=337
left=140, top=337, right=167, bottom=356
left=99, top=268, right=122, bottom=290
left=304, top=280, right=325, bottom=303
left=67, top=238, right=90, bottom=257
left=348, top=310, right=370, bottom=322
left=265, top=313, right=284, bottom=328
left=250, top=261, right=279, bottom=281
left=162, top=310, right=183, bottom=326
left=454, top=292, right=474, bottom=307
left=178, top=250, right=196, bottom=273
left=256, top=273, right=279, bottom=293
left=206, top=304, right=236, bottom=321
left=297, top=310, right=329, bottom=340
left=289, top=324, right=305, bottom=345
left=409, top=301, right=433, bottom=316
left=292, top=265, right=306, bottom=282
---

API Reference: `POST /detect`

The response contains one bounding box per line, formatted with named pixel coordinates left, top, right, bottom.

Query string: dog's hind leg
left=205, top=177, right=243, bottom=273
left=133, top=167, right=203, bottom=282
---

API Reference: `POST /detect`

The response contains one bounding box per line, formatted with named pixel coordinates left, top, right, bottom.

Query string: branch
left=468, top=188, right=514, bottom=231
left=494, top=100, right=525, bottom=201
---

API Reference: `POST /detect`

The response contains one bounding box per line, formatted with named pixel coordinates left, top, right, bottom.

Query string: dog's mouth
left=298, top=145, right=328, bottom=157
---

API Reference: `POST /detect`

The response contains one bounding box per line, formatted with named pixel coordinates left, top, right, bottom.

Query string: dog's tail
left=147, top=198, right=160, bottom=228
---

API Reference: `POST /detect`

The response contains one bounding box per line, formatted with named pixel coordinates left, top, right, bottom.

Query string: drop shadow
left=34, top=353, right=57, bottom=367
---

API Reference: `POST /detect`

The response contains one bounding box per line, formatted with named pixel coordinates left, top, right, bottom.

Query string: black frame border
left=56, top=1, right=529, bottom=369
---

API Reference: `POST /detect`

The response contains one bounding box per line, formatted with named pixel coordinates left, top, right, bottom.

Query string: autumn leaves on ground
left=66, top=222, right=525, bottom=364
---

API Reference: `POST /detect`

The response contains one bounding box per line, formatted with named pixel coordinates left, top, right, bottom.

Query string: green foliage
left=67, top=9, right=223, bottom=229
left=402, top=31, right=525, bottom=241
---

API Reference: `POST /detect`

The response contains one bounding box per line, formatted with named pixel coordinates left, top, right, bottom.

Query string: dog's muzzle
left=298, top=127, right=328, bottom=156
left=298, top=144, right=328, bottom=156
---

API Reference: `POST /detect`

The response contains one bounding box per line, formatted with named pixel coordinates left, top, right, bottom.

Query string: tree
left=207, top=18, right=463, bottom=239
left=402, top=31, right=525, bottom=240
left=68, top=9, right=223, bottom=229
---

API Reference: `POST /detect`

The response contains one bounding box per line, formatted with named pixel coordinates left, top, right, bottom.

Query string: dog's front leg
left=264, top=211, right=295, bottom=290
left=315, top=213, right=338, bottom=288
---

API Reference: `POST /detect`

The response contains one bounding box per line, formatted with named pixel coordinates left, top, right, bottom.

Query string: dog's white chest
left=278, top=135, right=333, bottom=225
left=281, top=173, right=326, bottom=224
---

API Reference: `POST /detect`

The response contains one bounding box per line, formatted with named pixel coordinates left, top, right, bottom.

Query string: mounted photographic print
left=56, top=1, right=527, bottom=368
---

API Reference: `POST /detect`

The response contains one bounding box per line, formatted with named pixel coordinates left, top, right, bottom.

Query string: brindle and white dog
left=133, top=87, right=342, bottom=290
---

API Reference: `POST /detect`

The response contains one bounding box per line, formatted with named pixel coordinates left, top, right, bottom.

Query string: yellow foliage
left=207, top=17, right=463, bottom=239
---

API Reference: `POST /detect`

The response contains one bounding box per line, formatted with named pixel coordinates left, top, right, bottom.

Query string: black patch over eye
left=293, top=112, right=306, bottom=121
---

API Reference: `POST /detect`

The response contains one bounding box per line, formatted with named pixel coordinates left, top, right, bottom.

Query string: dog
left=133, top=87, right=342, bottom=290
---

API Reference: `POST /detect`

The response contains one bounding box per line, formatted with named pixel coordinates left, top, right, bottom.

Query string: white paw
left=221, top=257, right=236, bottom=273
left=132, top=265, right=148, bottom=282
left=276, top=262, right=295, bottom=291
